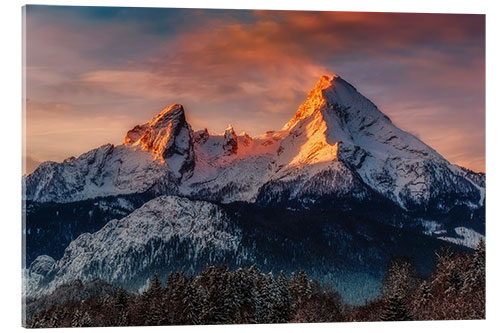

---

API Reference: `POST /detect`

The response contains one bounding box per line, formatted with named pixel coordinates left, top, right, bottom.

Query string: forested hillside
left=25, top=240, right=485, bottom=327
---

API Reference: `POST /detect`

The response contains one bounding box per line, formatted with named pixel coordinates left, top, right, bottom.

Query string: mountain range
left=23, top=74, right=485, bottom=304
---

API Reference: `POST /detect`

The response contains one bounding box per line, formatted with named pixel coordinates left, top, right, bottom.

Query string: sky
left=24, top=6, right=485, bottom=173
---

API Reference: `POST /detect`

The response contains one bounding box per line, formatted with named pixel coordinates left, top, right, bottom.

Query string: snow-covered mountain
left=24, top=104, right=194, bottom=203
left=23, top=75, right=486, bottom=302
left=25, top=74, right=485, bottom=214
left=257, top=75, right=485, bottom=211
left=24, top=196, right=252, bottom=298
left=25, top=194, right=466, bottom=304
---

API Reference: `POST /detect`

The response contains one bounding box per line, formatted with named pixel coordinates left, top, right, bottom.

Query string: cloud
left=24, top=8, right=485, bottom=171
left=25, top=100, right=138, bottom=167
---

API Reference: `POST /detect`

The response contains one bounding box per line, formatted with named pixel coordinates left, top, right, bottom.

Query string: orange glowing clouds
left=24, top=7, right=485, bottom=173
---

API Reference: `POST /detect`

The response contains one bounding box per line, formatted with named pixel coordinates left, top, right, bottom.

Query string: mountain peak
left=315, top=74, right=338, bottom=90
left=282, top=73, right=392, bottom=134
left=123, top=103, right=195, bottom=176
left=149, top=104, right=186, bottom=128
left=223, top=124, right=238, bottom=155
left=124, top=103, right=187, bottom=147
left=25, top=75, right=484, bottom=215
left=282, top=74, right=343, bottom=131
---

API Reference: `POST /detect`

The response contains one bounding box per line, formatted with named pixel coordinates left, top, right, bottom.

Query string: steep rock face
left=124, top=104, right=195, bottom=178
left=25, top=74, right=485, bottom=213
left=25, top=105, right=195, bottom=203
left=242, top=132, right=253, bottom=147
left=222, top=124, right=238, bottom=155
left=260, top=75, right=483, bottom=211
left=193, top=128, right=210, bottom=144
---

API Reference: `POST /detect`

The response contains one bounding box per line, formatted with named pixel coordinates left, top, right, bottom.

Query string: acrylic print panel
left=22, top=5, right=485, bottom=327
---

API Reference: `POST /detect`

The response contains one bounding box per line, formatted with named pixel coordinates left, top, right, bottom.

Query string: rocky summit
left=23, top=75, right=485, bottom=304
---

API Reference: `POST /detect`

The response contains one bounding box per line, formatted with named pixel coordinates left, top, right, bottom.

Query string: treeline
left=351, top=239, right=485, bottom=321
left=26, top=240, right=485, bottom=327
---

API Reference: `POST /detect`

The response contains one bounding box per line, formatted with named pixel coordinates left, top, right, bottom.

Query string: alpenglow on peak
left=123, top=103, right=194, bottom=163
left=25, top=74, right=484, bottom=214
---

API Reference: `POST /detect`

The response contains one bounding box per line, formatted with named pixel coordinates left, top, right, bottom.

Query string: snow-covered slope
left=25, top=74, right=485, bottom=213
left=25, top=193, right=473, bottom=304
left=24, top=144, right=165, bottom=203
left=260, top=75, right=484, bottom=210
left=24, top=105, right=194, bottom=203
left=180, top=128, right=285, bottom=203
left=24, top=196, right=251, bottom=298
left=23, top=74, right=486, bottom=304
left=437, top=226, right=484, bottom=249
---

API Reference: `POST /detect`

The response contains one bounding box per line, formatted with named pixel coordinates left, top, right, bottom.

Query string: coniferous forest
left=25, top=240, right=485, bottom=327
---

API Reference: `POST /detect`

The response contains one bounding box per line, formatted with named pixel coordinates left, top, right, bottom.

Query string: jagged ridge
left=23, top=74, right=486, bottom=306
left=24, top=74, right=485, bottom=237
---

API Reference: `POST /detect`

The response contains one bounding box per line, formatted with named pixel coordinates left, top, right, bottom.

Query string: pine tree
left=228, top=269, right=245, bottom=323
left=447, top=267, right=463, bottom=294
left=147, top=273, right=162, bottom=296
left=415, top=280, right=432, bottom=308
left=199, top=266, right=225, bottom=324
left=220, top=271, right=236, bottom=323
left=380, top=258, right=416, bottom=321
left=382, top=259, right=416, bottom=297
left=233, top=266, right=259, bottom=323
left=81, top=311, right=93, bottom=327
left=380, top=292, right=413, bottom=321
left=255, top=273, right=274, bottom=323
left=271, top=271, right=292, bottom=323
left=114, top=287, right=129, bottom=311
left=463, top=238, right=485, bottom=292
left=294, top=269, right=312, bottom=310
left=113, top=287, right=130, bottom=326
left=71, top=309, right=82, bottom=327
left=432, top=246, right=455, bottom=293
left=169, top=271, right=187, bottom=324
left=50, top=308, right=63, bottom=327
left=162, top=272, right=175, bottom=325
left=145, top=273, right=164, bottom=325
left=38, top=312, right=51, bottom=328
left=181, top=279, right=201, bottom=325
